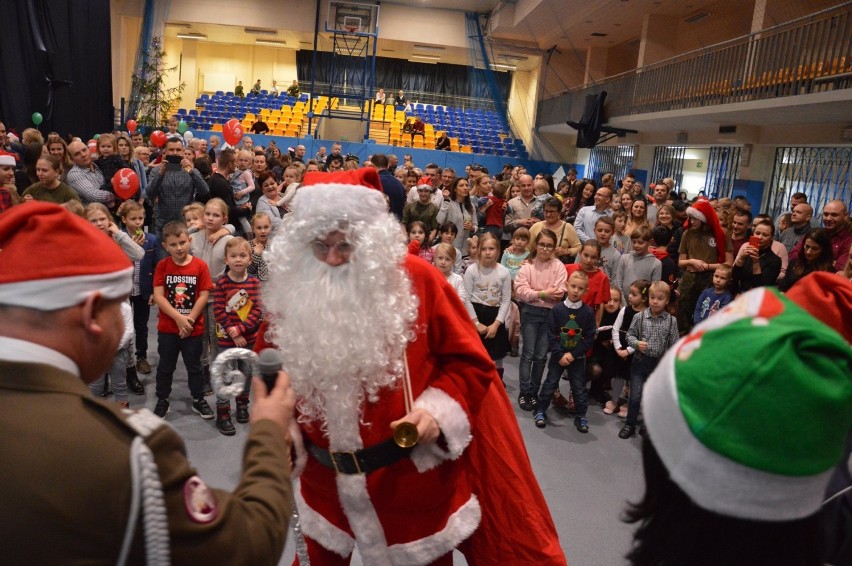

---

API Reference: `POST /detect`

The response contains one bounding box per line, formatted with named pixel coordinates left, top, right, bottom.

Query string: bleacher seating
left=369, top=100, right=529, bottom=158
left=188, top=91, right=323, bottom=138
left=186, top=91, right=529, bottom=158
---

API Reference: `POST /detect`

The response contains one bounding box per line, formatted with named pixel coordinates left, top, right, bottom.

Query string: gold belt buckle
left=331, top=451, right=363, bottom=475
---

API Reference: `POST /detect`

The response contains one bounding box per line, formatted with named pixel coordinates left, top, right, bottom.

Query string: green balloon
left=31, top=112, right=43, bottom=125
left=178, top=120, right=188, bottom=134
left=94, top=134, right=100, bottom=139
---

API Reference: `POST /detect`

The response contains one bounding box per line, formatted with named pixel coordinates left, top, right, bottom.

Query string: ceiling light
left=410, top=54, right=441, bottom=61
left=413, top=44, right=446, bottom=51
left=165, top=22, right=192, bottom=28
left=177, top=33, right=206, bottom=40
left=497, top=53, right=529, bottom=61
left=256, top=39, right=287, bottom=47
left=244, top=27, right=277, bottom=35
left=490, top=63, right=517, bottom=71
left=684, top=11, right=710, bottom=24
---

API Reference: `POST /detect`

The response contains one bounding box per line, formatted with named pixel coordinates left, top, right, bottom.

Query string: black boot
left=496, top=367, right=505, bottom=387
left=126, top=366, right=144, bottom=395
left=235, top=394, right=250, bottom=423
left=202, top=365, right=213, bottom=396
left=100, top=374, right=112, bottom=398
left=216, top=403, right=236, bottom=436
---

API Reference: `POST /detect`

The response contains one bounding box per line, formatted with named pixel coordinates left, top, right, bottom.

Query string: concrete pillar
left=180, top=40, right=198, bottom=102
left=637, top=14, right=679, bottom=67
left=751, top=0, right=767, bottom=33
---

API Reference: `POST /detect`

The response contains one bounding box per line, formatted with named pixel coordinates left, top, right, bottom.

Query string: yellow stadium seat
left=211, top=123, right=223, bottom=132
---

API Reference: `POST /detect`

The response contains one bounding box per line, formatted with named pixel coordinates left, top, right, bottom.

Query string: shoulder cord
left=292, top=501, right=311, bottom=565
left=118, top=436, right=171, bottom=566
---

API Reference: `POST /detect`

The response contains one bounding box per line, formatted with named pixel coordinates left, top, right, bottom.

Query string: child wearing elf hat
left=624, top=284, right=852, bottom=566
left=676, top=198, right=733, bottom=334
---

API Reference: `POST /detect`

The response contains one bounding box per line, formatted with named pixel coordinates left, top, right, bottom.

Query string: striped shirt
left=213, top=274, right=264, bottom=348
left=66, top=165, right=113, bottom=206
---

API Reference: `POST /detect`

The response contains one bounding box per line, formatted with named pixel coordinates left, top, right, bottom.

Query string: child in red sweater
left=212, top=238, right=264, bottom=435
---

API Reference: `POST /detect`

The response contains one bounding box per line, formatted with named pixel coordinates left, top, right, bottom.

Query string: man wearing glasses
left=258, top=168, right=567, bottom=565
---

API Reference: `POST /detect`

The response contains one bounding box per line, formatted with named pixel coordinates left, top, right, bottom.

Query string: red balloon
left=150, top=130, right=167, bottom=148
left=112, top=169, right=140, bottom=200
left=126, top=119, right=138, bottom=133
left=223, top=119, right=243, bottom=146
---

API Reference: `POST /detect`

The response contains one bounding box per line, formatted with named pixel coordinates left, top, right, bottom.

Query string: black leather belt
left=305, top=438, right=413, bottom=475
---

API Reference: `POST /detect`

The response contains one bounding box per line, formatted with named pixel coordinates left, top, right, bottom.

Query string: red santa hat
left=0, top=202, right=133, bottom=310
left=785, top=271, right=852, bottom=343
left=686, top=198, right=727, bottom=264
left=292, top=167, right=387, bottom=225
left=0, top=151, right=17, bottom=166
left=301, top=167, right=382, bottom=192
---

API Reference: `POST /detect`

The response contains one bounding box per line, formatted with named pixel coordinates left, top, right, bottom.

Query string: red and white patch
left=183, top=475, right=219, bottom=524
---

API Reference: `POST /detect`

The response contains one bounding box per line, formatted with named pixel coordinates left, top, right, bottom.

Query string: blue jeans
left=626, top=353, right=661, bottom=426
left=518, top=304, right=552, bottom=396
left=88, top=346, right=130, bottom=403
left=538, top=355, right=586, bottom=416
left=155, top=333, right=204, bottom=400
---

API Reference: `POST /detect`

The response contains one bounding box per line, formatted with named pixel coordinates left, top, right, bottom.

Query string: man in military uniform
left=0, top=202, right=295, bottom=564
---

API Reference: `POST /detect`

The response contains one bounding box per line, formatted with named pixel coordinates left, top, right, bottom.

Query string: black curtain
left=297, top=51, right=511, bottom=101
left=0, top=0, right=113, bottom=139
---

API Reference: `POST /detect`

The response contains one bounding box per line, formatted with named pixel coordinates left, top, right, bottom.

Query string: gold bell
left=393, top=421, right=419, bottom=448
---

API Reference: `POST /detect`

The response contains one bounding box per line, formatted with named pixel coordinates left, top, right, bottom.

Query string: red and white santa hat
left=0, top=150, right=17, bottom=167
left=292, top=167, right=387, bottom=225
left=686, top=198, right=727, bottom=264
left=0, top=202, right=133, bottom=310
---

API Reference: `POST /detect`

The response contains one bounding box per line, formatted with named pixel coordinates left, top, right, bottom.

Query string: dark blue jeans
left=155, top=333, right=204, bottom=400
left=130, top=294, right=151, bottom=359
left=626, top=353, right=661, bottom=426
left=538, top=355, right=587, bottom=416
left=518, top=304, right=552, bottom=397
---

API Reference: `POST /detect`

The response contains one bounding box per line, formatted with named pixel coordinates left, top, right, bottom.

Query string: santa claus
left=260, top=168, right=566, bottom=565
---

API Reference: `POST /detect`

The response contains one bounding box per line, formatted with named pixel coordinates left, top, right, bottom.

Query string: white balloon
left=184, top=131, right=194, bottom=141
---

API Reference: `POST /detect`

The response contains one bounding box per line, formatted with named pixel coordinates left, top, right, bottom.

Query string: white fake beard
left=263, top=216, right=419, bottom=429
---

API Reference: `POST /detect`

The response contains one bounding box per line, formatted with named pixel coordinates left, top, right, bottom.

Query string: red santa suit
left=258, top=256, right=566, bottom=565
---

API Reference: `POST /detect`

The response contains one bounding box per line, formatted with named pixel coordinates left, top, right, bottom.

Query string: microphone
left=257, top=348, right=282, bottom=393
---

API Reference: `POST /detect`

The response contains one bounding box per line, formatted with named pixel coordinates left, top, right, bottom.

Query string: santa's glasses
left=311, top=239, right=353, bottom=259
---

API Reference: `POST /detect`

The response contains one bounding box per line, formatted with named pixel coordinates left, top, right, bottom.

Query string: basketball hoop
left=344, top=24, right=359, bottom=34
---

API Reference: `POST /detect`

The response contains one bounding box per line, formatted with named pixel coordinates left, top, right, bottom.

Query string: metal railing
left=538, top=2, right=852, bottom=126
left=307, top=81, right=501, bottom=113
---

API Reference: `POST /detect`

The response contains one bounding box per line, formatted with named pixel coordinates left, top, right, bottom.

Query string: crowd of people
left=1, top=115, right=850, bottom=563
left=1, top=121, right=850, bottom=437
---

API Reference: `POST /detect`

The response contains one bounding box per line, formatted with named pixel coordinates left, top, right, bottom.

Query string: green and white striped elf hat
left=643, top=286, right=852, bottom=521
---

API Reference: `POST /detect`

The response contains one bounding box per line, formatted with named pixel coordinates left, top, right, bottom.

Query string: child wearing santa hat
left=0, top=152, right=21, bottom=213
left=676, top=198, right=733, bottom=333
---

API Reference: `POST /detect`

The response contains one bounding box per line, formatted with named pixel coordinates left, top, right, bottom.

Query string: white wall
left=508, top=69, right=539, bottom=150
left=162, top=38, right=298, bottom=107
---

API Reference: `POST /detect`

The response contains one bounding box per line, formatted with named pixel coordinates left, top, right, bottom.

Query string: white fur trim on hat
left=686, top=206, right=707, bottom=224
left=643, top=346, right=834, bottom=521
left=0, top=154, right=15, bottom=166
left=291, top=183, right=386, bottom=226
left=410, top=387, right=472, bottom=473
left=0, top=267, right=133, bottom=310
